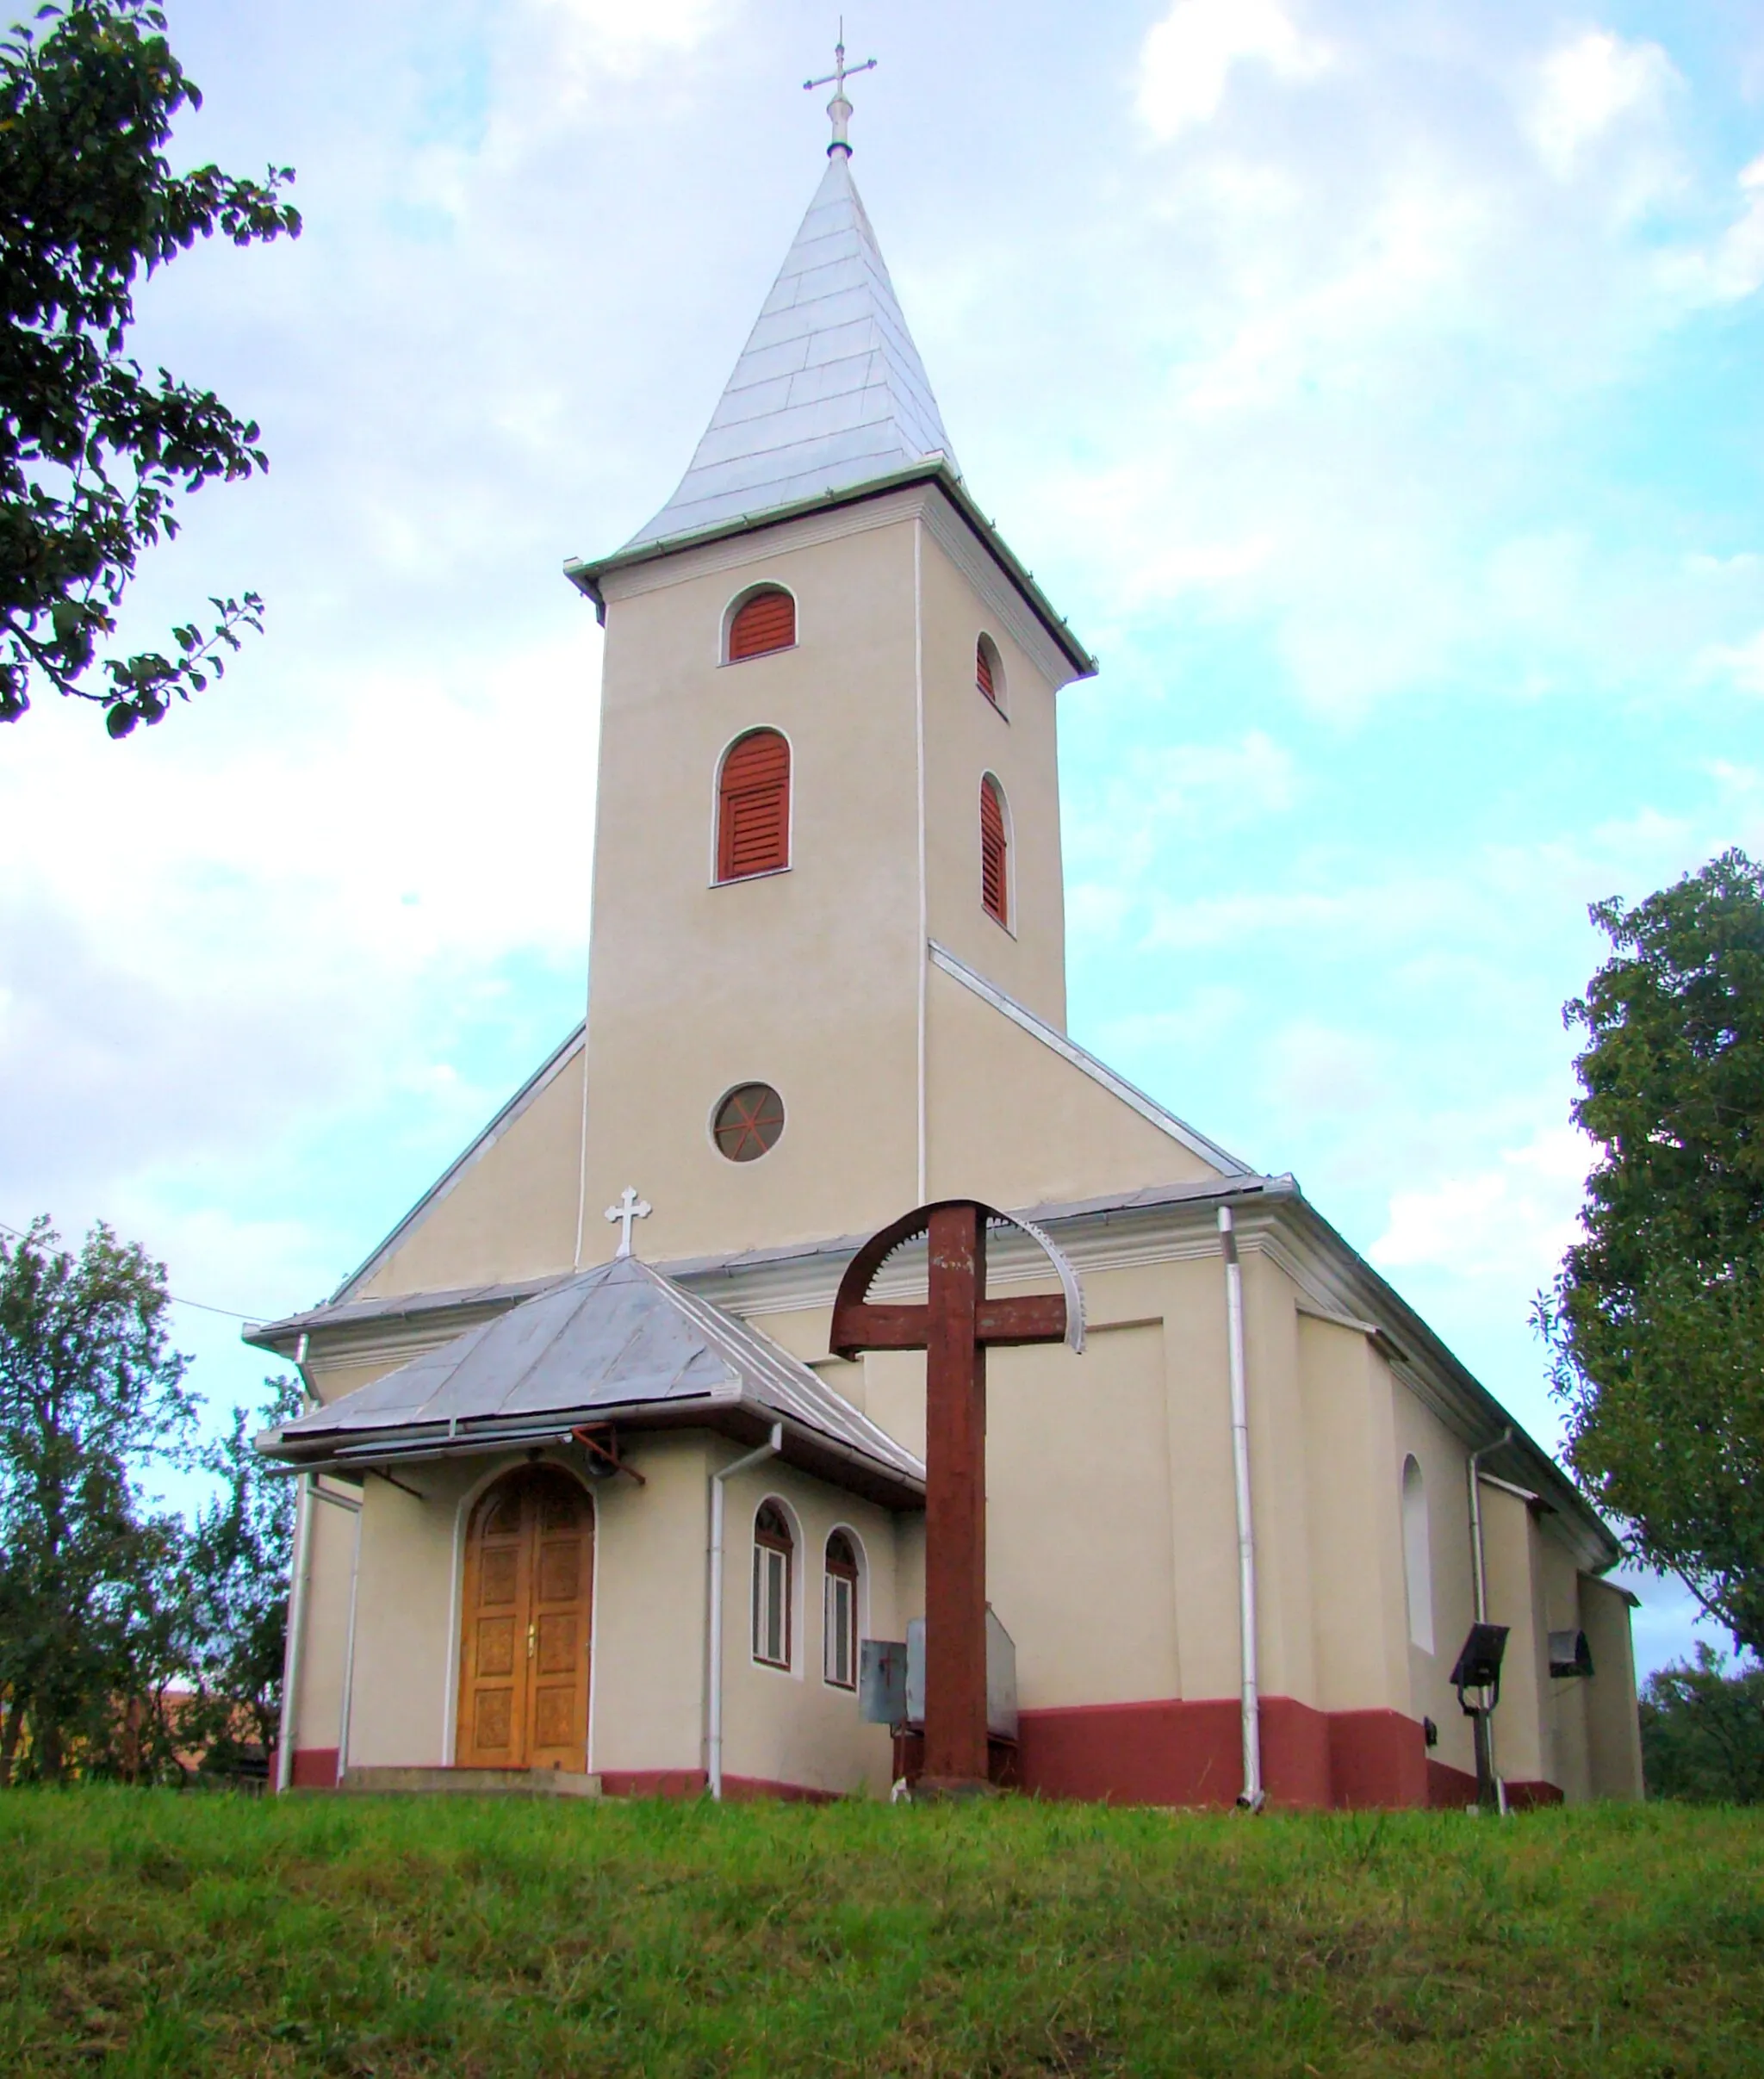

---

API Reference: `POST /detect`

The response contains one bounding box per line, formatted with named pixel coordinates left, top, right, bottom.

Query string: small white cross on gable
left=605, top=1186, right=652, bottom=1258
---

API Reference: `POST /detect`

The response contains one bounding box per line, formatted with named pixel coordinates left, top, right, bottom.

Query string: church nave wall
left=353, top=1042, right=587, bottom=1302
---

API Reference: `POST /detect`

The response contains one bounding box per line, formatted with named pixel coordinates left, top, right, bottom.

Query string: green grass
left=0, top=1791, right=1759, bottom=2076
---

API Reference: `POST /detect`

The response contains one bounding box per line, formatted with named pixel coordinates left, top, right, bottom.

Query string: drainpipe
left=1469, top=1425, right=1513, bottom=1815
left=1219, top=1208, right=1264, bottom=1811
left=706, top=1424, right=783, bottom=1801
left=275, top=1333, right=314, bottom=1796
left=334, top=1487, right=364, bottom=1786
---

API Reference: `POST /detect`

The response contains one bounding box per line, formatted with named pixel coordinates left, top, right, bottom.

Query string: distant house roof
left=255, top=1254, right=924, bottom=1510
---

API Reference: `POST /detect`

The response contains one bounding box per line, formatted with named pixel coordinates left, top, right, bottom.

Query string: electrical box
left=858, top=1639, right=907, bottom=1725
left=901, top=1610, right=1018, bottom=1739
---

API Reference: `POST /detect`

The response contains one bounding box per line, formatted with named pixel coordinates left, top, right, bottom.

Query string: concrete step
left=339, top=1766, right=602, bottom=1798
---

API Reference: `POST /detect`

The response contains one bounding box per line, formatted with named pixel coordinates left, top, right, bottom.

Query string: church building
left=251, top=77, right=1643, bottom=1809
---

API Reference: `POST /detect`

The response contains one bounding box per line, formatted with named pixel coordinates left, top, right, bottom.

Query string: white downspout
left=1219, top=1208, right=1264, bottom=1811
left=706, top=1424, right=783, bottom=1801
left=276, top=1473, right=312, bottom=1794
left=1469, top=1425, right=1513, bottom=1815
left=301, top=1476, right=363, bottom=1784
left=913, top=518, right=928, bottom=1206
left=275, top=1332, right=314, bottom=1796
left=335, top=1491, right=364, bottom=1785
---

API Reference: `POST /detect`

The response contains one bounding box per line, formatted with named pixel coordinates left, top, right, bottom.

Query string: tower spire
left=804, top=21, right=876, bottom=158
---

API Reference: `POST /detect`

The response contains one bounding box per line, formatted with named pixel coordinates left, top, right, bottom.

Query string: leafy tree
left=1, top=0, right=300, bottom=737
left=1639, top=1647, right=1764, bottom=1803
left=0, top=1215, right=197, bottom=1781
left=1539, top=850, right=1764, bottom=1658
left=179, top=1374, right=300, bottom=1773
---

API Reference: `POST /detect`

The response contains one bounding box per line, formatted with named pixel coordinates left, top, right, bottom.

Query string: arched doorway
left=457, top=1464, right=593, bottom=1771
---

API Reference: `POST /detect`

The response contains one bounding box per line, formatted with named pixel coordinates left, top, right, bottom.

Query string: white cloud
left=1371, top=1126, right=1590, bottom=1283
left=1708, top=152, right=1764, bottom=301
left=1696, top=627, right=1764, bottom=695
left=1527, top=29, right=1677, bottom=180
left=1136, top=0, right=1329, bottom=141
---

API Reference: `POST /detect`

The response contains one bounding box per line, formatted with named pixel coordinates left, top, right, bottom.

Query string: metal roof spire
left=620, top=90, right=960, bottom=552
left=804, top=22, right=876, bottom=159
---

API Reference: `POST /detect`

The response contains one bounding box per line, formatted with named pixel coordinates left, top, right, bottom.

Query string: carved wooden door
left=457, top=1466, right=593, bottom=1771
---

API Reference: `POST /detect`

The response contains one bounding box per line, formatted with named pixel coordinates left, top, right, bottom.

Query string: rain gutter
left=707, top=1424, right=783, bottom=1801
left=1219, top=1208, right=1264, bottom=1811
left=274, top=1333, right=314, bottom=1796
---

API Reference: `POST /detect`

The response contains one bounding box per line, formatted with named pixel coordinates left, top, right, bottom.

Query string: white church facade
left=252, top=108, right=1643, bottom=1810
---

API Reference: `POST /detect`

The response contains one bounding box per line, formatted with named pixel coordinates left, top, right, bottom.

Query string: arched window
left=1401, top=1456, right=1434, bottom=1654
left=752, top=1500, right=793, bottom=1669
left=823, top=1530, right=860, bottom=1690
left=976, top=634, right=1003, bottom=711
left=717, top=729, right=790, bottom=882
left=727, top=586, right=796, bottom=662
left=979, top=774, right=1009, bottom=928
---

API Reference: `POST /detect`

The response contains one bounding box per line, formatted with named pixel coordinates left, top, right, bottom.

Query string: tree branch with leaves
left=0, top=0, right=299, bottom=736
left=1539, top=849, right=1764, bottom=1659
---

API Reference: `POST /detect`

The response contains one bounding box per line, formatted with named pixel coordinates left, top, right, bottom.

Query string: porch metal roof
left=256, top=1255, right=924, bottom=1507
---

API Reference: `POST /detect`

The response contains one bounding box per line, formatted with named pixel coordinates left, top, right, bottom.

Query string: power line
left=0, top=1217, right=264, bottom=1323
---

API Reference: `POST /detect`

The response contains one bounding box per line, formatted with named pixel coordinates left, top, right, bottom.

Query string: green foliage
left=0, top=0, right=299, bottom=736
left=1540, top=849, right=1764, bottom=1658
left=0, top=1215, right=196, bottom=1780
left=0, top=1217, right=295, bottom=1781
left=1, top=1794, right=1761, bottom=2075
left=1640, top=1645, right=1764, bottom=1803
left=179, top=1376, right=300, bottom=1772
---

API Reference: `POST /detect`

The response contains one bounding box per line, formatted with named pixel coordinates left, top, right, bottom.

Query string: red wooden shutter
left=976, top=639, right=997, bottom=705
left=980, top=776, right=1008, bottom=925
left=728, top=589, right=796, bottom=661
left=718, top=729, right=790, bottom=880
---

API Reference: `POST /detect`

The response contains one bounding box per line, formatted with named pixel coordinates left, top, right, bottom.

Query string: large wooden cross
left=831, top=1200, right=1082, bottom=1792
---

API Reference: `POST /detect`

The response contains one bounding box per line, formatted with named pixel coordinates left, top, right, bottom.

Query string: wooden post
left=922, top=1204, right=988, bottom=1788
left=831, top=1200, right=1079, bottom=1797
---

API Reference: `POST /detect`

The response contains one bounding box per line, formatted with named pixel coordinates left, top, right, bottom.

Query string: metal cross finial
left=804, top=20, right=876, bottom=158
left=604, top=1186, right=652, bottom=1259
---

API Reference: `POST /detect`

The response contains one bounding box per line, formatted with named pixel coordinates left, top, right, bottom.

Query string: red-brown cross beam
left=830, top=1200, right=1080, bottom=1793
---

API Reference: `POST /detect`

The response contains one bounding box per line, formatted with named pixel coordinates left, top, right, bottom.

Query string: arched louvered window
left=823, top=1531, right=860, bottom=1690
left=980, top=774, right=1009, bottom=928
left=976, top=635, right=1003, bottom=711
left=753, top=1500, right=794, bottom=1669
left=717, top=729, right=790, bottom=882
left=727, top=587, right=796, bottom=662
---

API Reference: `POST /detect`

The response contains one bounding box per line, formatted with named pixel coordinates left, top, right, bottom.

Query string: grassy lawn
left=0, top=1790, right=1760, bottom=2076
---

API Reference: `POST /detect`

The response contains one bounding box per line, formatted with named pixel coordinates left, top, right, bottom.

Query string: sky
left=2, top=0, right=1761, bottom=1679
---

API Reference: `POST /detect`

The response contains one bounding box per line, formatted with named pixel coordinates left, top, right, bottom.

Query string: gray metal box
left=859, top=1638, right=908, bottom=1725
left=903, top=1610, right=1018, bottom=1739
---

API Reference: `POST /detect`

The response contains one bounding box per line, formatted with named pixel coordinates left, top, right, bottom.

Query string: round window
left=713, top=1082, right=785, bottom=1162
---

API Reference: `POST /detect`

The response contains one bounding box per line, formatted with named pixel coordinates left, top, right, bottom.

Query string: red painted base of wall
left=289, top=1747, right=340, bottom=1789
left=1504, top=1778, right=1565, bottom=1811
left=597, top=1769, right=838, bottom=1804
left=1016, top=1698, right=1533, bottom=1811
left=1426, top=1757, right=1479, bottom=1809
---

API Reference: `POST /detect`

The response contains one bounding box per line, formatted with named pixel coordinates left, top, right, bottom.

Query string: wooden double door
left=457, top=1465, right=593, bottom=1771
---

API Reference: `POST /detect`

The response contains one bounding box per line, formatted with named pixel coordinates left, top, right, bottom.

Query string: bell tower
left=565, top=84, right=1097, bottom=1269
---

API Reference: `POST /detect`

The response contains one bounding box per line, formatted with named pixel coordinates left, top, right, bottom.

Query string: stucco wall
left=1296, top=1316, right=1410, bottom=1717
left=1581, top=1574, right=1645, bottom=1799
left=289, top=1480, right=360, bottom=1772
left=924, top=961, right=1221, bottom=1209
left=581, top=516, right=925, bottom=1268
left=357, top=1047, right=585, bottom=1301
left=984, top=1323, right=1177, bottom=1710
left=1391, top=1387, right=1480, bottom=1786
left=717, top=1458, right=900, bottom=1796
